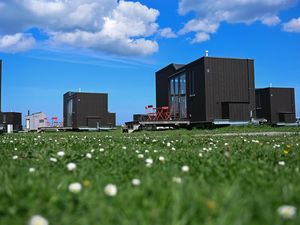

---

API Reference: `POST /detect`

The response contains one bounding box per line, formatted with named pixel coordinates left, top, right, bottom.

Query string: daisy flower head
left=49, top=157, right=57, bottom=163
left=67, top=162, right=76, bottom=171
left=181, top=165, right=189, bottom=172
left=68, top=183, right=82, bottom=194
left=104, top=184, right=117, bottom=197
left=159, top=156, right=165, bottom=162
left=29, top=168, right=35, bottom=173
left=86, top=153, right=92, bottom=159
left=28, top=215, right=48, bottom=225
left=278, top=205, right=296, bottom=219
left=57, top=151, right=65, bottom=157
left=132, top=179, right=141, bottom=186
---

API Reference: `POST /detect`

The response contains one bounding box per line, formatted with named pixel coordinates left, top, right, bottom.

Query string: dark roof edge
left=156, top=56, right=255, bottom=73
left=256, top=87, right=295, bottom=90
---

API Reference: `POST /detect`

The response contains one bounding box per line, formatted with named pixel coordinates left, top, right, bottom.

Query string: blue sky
left=0, top=0, right=300, bottom=125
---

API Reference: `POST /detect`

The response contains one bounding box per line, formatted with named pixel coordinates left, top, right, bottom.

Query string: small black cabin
left=63, top=92, right=116, bottom=129
left=256, top=88, right=296, bottom=124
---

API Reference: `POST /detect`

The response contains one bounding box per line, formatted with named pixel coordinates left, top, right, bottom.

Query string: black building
left=0, top=112, right=22, bottom=131
left=63, top=92, right=116, bottom=129
left=256, top=88, right=296, bottom=124
left=156, top=56, right=256, bottom=124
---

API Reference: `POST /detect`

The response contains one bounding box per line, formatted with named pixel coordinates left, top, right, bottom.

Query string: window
left=67, top=99, right=73, bottom=127
left=39, top=119, right=44, bottom=123
left=189, top=71, right=195, bottom=96
left=169, top=73, right=187, bottom=119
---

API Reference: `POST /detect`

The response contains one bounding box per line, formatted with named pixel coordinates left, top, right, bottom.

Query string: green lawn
left=1, top=128, right=300, bottom=225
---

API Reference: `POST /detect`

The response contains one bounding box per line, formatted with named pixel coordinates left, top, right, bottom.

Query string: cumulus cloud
left=0, top=33, right=35, bottom=53
left=178, top=0, right=297, bottom=43
left=0, top=0, right=160, bottom=56
left=191, top=32, right=210, bottom=43
left=159, top=27, right=177, bottom=38
left=283, top=17, right=300, bottom=33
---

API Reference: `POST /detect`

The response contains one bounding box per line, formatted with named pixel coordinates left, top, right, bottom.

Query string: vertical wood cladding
left=256, top=88, right=296, bottom=124
left=204, top=58, right=255, bottom=122
left=186, top=58, right=206, bottom=122
left=156, top=56, right=256, bottom=123
left=63, top=92, right=116, bottom=128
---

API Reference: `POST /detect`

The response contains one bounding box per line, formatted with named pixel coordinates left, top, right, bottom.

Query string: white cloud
left=51, top=30, right=159, bottom=56
left=261, top=16, right=281, bottom=26
left=0, top=0, right=160, bottom=56
left=0, top=33, right=35, bottom=53
left=283, top=17, right=300, bottom=33
left=178, top=0, right=297, bottom=43
left=159, top=27, right=177, bottom=38
left=179, top=18, right=219, bottom=35
left=25, top=0, right=65, bottom=16
left=191, top=32, right=210, bottom=43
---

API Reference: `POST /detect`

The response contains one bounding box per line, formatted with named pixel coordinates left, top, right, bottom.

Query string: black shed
left=63, top=92, right=116, bottom=129
left=256, top=88, right=296, bottom=124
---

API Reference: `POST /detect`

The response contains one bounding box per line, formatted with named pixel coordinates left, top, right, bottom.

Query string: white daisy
left=104, top=184, right=117, bottom=197
left=159, top=156, right=165, bottom=162
left=68, top=183, right=82, bottom=194
left=49, top=157, right=57, bottom=163
left=145, top=158, right=153, bottom=165
left=28, top=215, right=48, bottom=225
left=132, top=179, right=141, bottom=186
left=57, top=151, right=65, bottom=157
left=137, top=154, right=144, bottom=159
left=29, top=168, right=35, bottom=173
left=278, top=161, right=285, bottom=166
left=278, top=205, right=296, bottom=219
left=181, top=165, right=189, bottom=172
left=67, top=162, right=76, bottom=171
left=172, top=177, right=182, bottom=183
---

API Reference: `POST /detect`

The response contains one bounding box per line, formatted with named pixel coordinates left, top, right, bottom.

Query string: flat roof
left=256, top=87, right=294, bottom=90
left=156, top=56, right=254, bottom=73
left=64, top=91, right=108, bottom=95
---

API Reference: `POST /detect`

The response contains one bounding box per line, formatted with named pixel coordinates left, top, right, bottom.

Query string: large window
left=169, top=73, right=187, bottom=119
left=66, top=99, right=73, bottom=127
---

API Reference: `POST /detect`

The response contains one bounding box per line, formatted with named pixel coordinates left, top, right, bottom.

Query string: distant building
left=156, top=56, right=256, bottom=124
left=25, top=112, right=48, bottom=131
left=0, top=112, right=22, bottom=132
left=63, top=92, right=116, bottom=129
left=256, top=87, right=296, bottom=124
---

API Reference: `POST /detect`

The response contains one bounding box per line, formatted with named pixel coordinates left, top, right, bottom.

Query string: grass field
left=1, top=126, right=300, bottom=225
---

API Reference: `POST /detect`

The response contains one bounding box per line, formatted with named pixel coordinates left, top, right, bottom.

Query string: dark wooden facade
left=63, top=92, right=116, bottom=129
left=156, top=57, right=256, bottom=123
left=256, top=88, right=296, bottom=124
left=0, top=112, right=22, bottom=131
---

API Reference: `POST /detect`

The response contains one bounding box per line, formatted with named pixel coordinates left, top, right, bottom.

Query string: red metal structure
left=145, top=105, right=171, bottom=121
left=145, top=105, right=156, bottom=121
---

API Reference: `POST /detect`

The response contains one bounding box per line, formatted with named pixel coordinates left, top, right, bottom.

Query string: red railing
left=145, top=105, right=172, bottom=121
